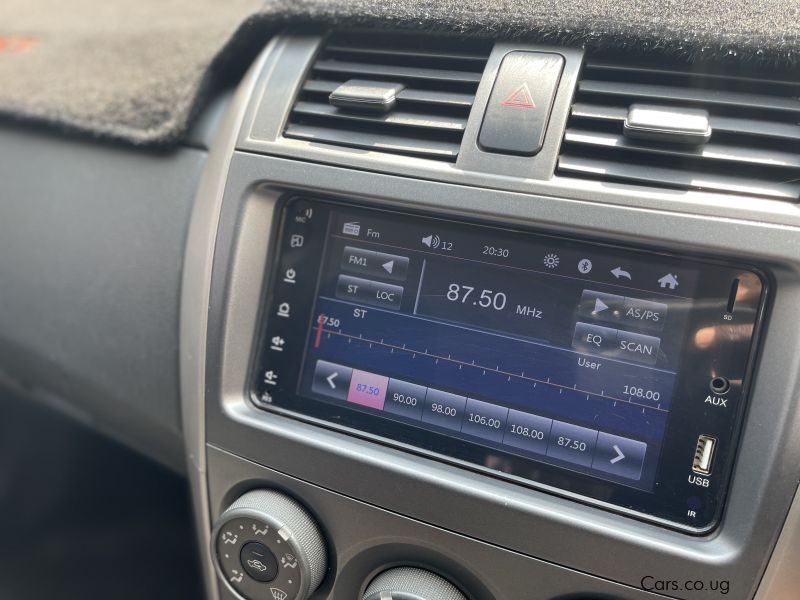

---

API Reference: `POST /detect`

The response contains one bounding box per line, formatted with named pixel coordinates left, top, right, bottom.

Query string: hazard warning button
left=478, top=51, right=565, bottom=156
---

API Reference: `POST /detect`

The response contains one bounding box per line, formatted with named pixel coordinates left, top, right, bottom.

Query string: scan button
left=615, top=330, right=661, bottom=366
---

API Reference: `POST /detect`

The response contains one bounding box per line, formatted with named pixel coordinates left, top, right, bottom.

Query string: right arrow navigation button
left=592, top=432, right=647, bottom=481
left=609, top=444, right=625, bottom=464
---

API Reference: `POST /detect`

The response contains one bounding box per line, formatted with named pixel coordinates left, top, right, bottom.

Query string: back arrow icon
left=610, top=444, right=626, bottom=464
left=610, top=267, right=632, bottom=280
left=326, top=373, right=338, bottom=389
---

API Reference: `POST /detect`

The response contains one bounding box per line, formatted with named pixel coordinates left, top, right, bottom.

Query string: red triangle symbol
left=500, top=83, right=536, bottom=109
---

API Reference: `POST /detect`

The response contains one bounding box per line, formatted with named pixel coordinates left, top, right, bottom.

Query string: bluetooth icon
left=577, top=258, right=593, bottom=274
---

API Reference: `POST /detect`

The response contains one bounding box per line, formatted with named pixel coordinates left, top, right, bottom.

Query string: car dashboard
left=180, top=31, right=800, bottom=600
left=2, top=22, right=800, bottom=600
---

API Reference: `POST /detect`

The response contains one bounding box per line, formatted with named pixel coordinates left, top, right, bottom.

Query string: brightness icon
left=543, top=253, right=560, bottom=269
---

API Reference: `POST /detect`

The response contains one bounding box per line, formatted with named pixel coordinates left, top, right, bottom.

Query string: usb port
left=692, top=435, right=716, bottom=475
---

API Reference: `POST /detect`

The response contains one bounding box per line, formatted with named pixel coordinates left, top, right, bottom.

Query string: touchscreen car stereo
left=251, top=198, right=767, bottom=531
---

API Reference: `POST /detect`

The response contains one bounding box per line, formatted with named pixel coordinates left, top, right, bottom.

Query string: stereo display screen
left=252, top=198, right=766, bottom=531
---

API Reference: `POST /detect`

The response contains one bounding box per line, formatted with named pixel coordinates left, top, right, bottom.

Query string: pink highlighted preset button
left=347, top=369, right=389, bottom=410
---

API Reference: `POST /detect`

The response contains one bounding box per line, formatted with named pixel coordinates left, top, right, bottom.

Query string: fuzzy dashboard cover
left=0, top=0, right=797, bottom=146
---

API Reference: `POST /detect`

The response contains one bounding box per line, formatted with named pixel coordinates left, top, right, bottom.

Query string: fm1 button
left=342, top=246, right=410, bottom=282
left=240, top=541, right=279, bottom=582
left=312, top=360, right=352, bottom=402
left=592, top=432, right=647, bottom=481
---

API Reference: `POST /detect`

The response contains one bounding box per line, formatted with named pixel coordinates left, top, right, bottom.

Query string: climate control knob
left=363, top=567, right=466, bottom=600
left=212, top=489, right=327, bottom=600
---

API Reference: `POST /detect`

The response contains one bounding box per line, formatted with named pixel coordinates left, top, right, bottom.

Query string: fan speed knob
left=363, top=567, right=467, bottom=600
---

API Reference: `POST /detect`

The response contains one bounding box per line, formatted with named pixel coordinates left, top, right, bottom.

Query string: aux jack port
left=709, top=376, right=730, bottom=395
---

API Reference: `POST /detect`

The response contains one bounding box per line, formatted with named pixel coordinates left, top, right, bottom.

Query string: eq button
left=572, top=322, right=618, bottom=355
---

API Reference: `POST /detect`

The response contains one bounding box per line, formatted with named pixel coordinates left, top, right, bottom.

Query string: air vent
left=558, top=61, right=800, bottom=201
left=284, top=32, right=492, bottom=162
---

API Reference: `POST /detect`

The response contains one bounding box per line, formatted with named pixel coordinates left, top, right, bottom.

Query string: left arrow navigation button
left=326, top=372, right=339, bottom=389
left=312, top=360, right=352, bottom=402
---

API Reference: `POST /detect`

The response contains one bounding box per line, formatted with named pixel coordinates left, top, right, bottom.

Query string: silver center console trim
left=180, top=35, right=295, bottom=600
left=183, top=34, right=800, bottom=600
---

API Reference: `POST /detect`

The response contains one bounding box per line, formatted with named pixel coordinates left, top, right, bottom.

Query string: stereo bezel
left=248, top=195, right=769, bottom=534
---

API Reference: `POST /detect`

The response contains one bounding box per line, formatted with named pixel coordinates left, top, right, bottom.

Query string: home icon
left=658, top=273, right=679, bottom=290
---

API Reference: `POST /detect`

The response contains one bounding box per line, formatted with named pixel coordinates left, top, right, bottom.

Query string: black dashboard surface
left=0, top=1, right=797, bottom=146
left=0, top=126, right=205, bottom=472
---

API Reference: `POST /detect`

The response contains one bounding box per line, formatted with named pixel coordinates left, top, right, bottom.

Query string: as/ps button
left=620, top=297, right=667, bottom=331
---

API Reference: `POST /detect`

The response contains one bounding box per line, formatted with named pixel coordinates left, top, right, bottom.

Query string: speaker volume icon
left=421, top=234, right=441, bottom=249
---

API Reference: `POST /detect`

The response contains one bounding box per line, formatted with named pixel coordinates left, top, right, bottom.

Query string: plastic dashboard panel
left=183, top=34, right=800, bottom=600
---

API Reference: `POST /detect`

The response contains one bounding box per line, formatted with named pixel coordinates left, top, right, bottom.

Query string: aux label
left=705, top=395, right=728, bottom=408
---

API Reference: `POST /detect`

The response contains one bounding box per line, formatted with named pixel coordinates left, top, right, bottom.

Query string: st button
left=478, top=51, right=565, bottom=156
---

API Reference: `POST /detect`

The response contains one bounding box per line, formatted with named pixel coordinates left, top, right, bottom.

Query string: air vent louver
left=558, top=61, right=800, bottom=201
left=284, top=32, right=492, bottom=162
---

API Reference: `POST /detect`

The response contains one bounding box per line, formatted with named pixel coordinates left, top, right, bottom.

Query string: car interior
left=1, top=1, right=799, bottom=599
